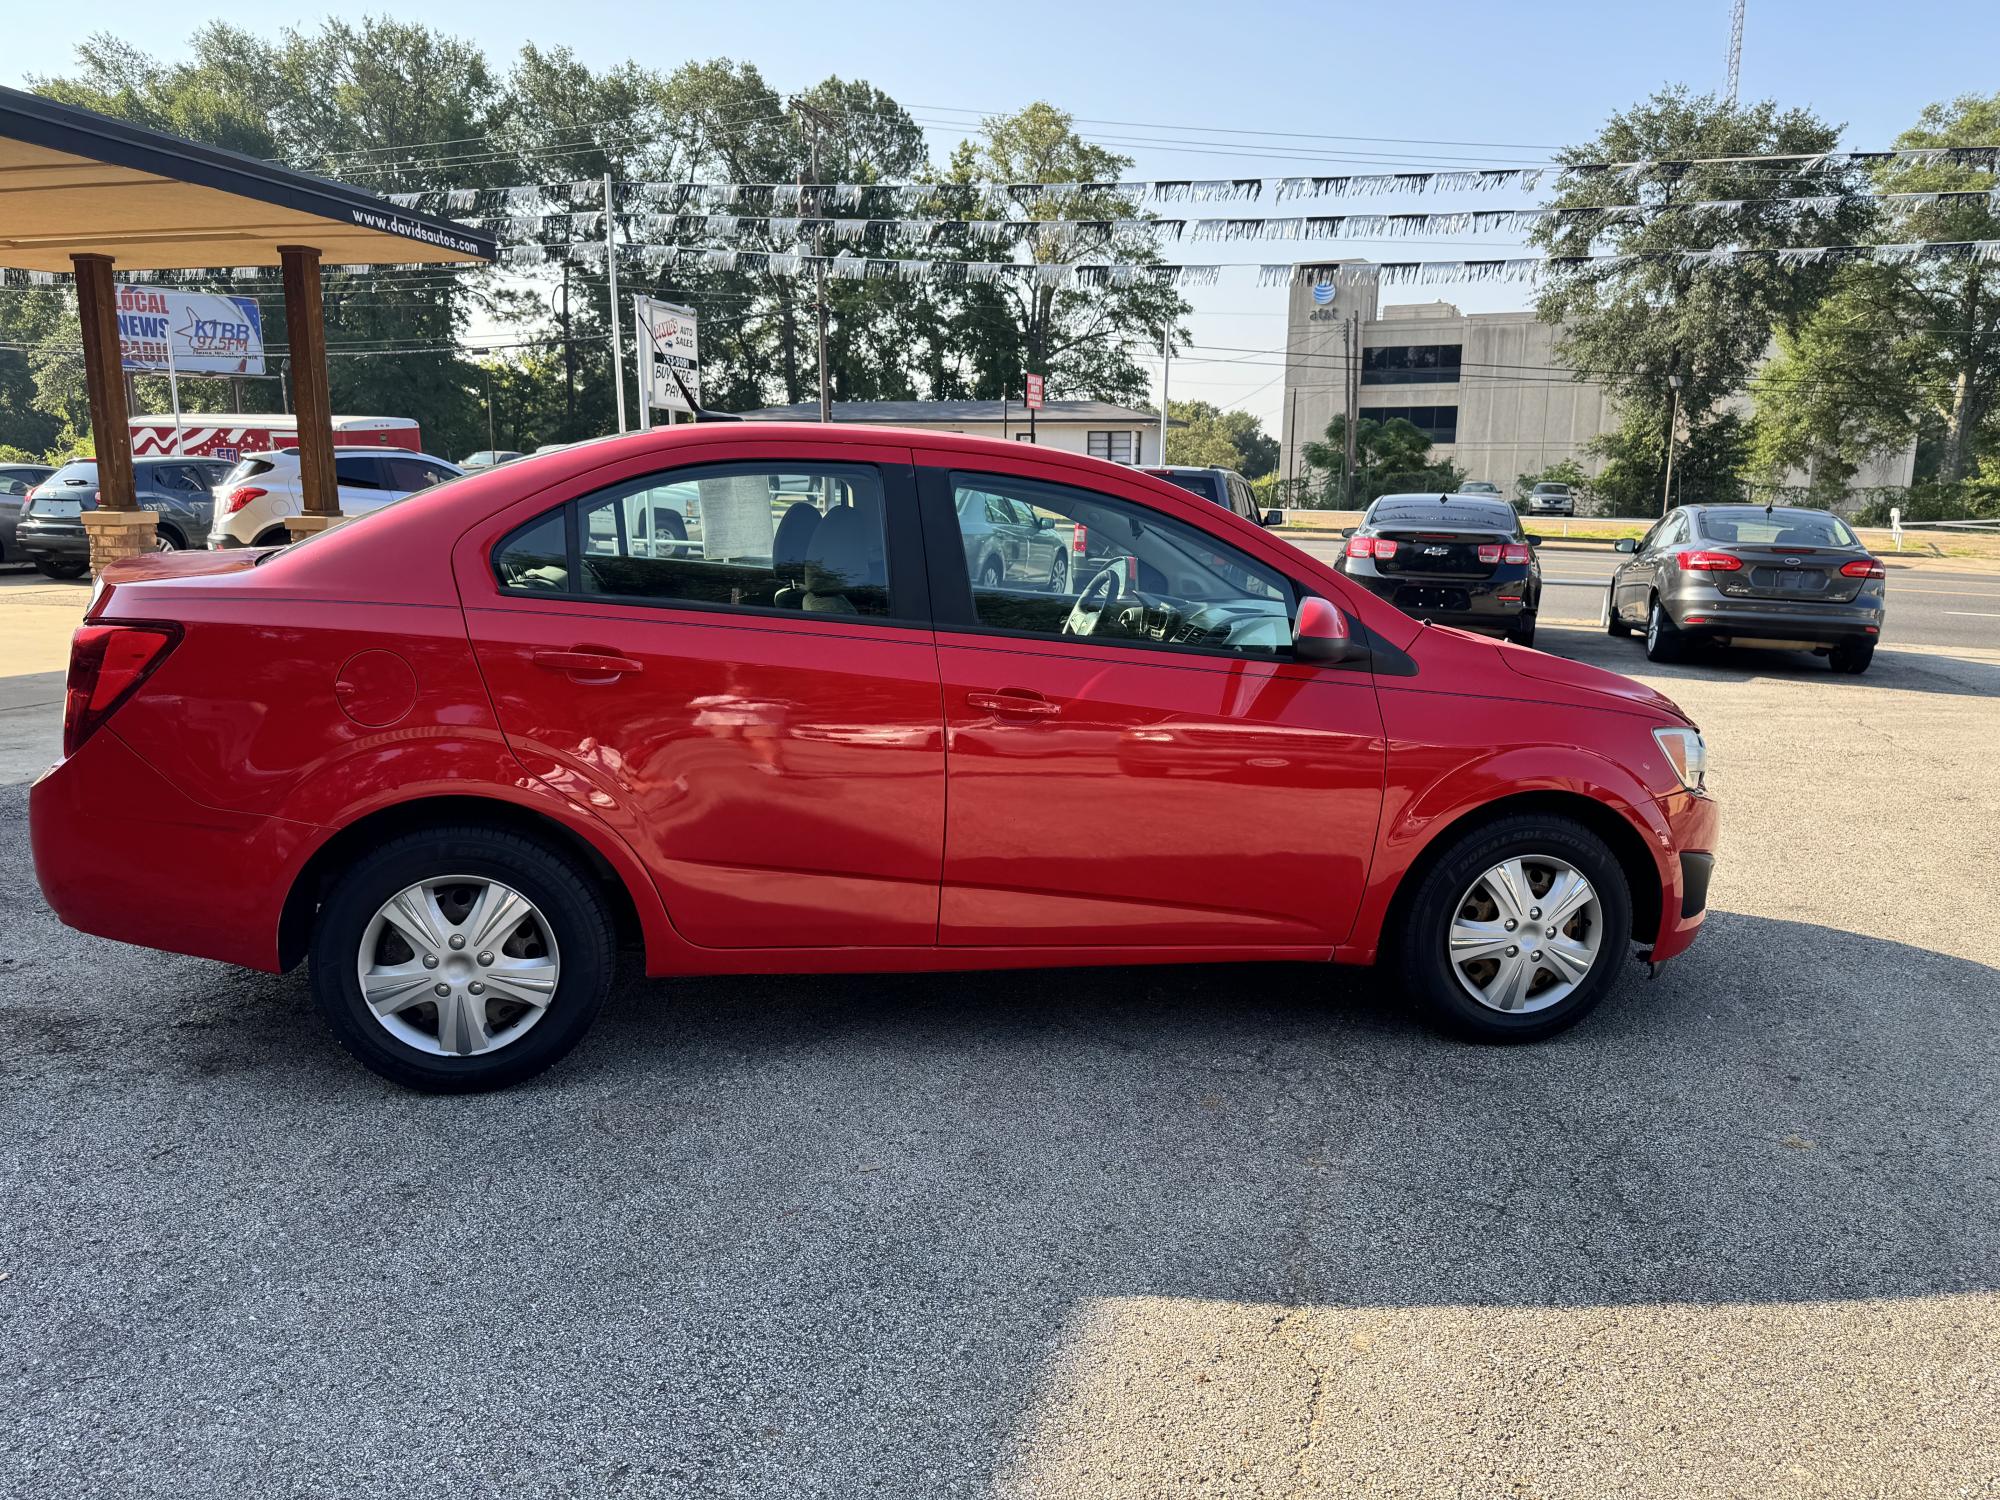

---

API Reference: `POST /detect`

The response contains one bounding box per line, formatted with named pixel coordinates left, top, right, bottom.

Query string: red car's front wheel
left=1394, top=814, right=1634, bottom=1042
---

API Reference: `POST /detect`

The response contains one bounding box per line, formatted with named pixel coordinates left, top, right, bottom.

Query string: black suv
left=17, top=457, right=230, bottom=578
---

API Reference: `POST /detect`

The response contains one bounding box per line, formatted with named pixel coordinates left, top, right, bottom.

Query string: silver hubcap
left=1448, top=855, right=1602, bottom=1014
left=357, top=876, right=560, bottom=1057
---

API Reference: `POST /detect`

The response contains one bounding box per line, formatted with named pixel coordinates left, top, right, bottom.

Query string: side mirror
left=1033, top=514, right=1052, bottom=530
left=1614, top=537, right=1638, bottom=553
left=1260, top=509, right=1284, bottom=528
left=1525, top=534, right=1541, bottom=547
left=1294, top=595, right=1365, bottom=665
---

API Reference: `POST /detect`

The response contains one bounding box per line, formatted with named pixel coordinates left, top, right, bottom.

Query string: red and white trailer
left=129, top=414, right=421, bottom=462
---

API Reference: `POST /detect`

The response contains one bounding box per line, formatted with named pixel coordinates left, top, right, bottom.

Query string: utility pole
left=1159, top=324, right=1171, bottom=465
left=485, top=367, right=496, bottom=452
left=559, top=263, right=574, bottom=436
left=604, top=173, right=626, bottom=434
left=789, top=97, right=837, bottom=422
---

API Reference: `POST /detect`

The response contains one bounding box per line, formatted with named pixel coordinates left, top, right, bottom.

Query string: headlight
left=1652, top=726, right=1707, bottom=793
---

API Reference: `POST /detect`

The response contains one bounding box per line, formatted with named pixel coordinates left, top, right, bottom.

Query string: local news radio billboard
left=117, top=286, right=265, bottom=376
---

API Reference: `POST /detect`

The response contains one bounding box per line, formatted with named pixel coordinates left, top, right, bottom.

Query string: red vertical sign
left=1024, top=373, right=1044, bottom=410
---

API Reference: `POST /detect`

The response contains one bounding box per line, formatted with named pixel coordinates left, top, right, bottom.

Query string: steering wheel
left=1062, top=564, right=1126, bottom=637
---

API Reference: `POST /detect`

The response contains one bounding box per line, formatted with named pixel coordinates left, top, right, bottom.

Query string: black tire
left=1644, top=595, right=1684, bottom=662
left=1048, top=552, right=1070, bottom=595
left=1603, top=586, right=1632, bottom=637
left=978, top=555, right=1004, bottom=588
left=1507, top=609, right=1537, bottom=647
left=308, top=825, right=615, bottom=1093
left=1393, top=813, right=1634, bottom=1043
left=1829, top=639, right=1875, bottom=674
left=253, top=526, right=291, bottom=548
left=35, top=559, right=88, bottom=580
left=154, top=527, right=183, bottom=552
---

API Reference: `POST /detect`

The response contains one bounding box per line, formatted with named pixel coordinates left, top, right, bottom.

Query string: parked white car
left=208, top=447, right=463, bottom=547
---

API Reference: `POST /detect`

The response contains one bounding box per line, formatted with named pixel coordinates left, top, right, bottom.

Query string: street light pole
left=789, top=97, right=836, bottom=423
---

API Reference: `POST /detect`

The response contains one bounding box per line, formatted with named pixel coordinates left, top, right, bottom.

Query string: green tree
left=1164, top=400, right=1279, bottom=476
left=1531, top=87, right=1873, bottom=514
left=1751, top=91, right=2000, bottom=494
left=1300, top=415, right=1465, bottom=506
left=940, top=103, right=1188, bottom=404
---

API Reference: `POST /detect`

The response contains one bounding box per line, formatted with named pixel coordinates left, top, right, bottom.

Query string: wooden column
left=71, top=255, right=134, bottom=510
left=72, top=253, right=157, bottom=572
left=279, top=245, right=339, bottom=534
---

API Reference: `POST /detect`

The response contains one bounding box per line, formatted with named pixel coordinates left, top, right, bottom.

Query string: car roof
left=238, top=446, right=457, bottom=461
left=1141, top=465, right=1240, bottom=478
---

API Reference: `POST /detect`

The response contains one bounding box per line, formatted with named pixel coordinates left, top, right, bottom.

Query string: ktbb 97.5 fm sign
left=117, top=287, right=265, bottom=376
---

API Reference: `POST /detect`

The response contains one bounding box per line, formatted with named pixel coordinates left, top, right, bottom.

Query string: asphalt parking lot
left=2, top=569, right=1998, bottom=1499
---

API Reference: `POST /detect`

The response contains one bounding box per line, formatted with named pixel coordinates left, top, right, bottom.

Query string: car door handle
left=966, top=689, right=1060, bottom=718
left=533, top=648, right=643, bottom=677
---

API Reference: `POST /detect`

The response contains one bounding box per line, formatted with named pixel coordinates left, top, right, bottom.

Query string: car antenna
left=664, top=362, right=741, bottom=423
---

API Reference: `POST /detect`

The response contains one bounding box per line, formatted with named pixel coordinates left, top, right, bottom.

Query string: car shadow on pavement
left=1541, top=625, right=2000, bottom=698
left=5, top=884, right=1996, bottom=1494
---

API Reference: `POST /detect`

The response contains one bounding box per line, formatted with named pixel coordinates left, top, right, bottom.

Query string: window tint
left=947, top=472, right=1293, bottom=659
left=494, top=512, right=568, bottom=592
left=568, top=464, right=892, bottom=617
left=1156, top=472, right=1224, bottom=506
left=335, top=455, right=386, bottom=489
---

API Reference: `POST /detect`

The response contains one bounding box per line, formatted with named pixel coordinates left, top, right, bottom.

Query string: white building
left=742, top=400, right=1163, bottom=463
left=1278, top=260, right=1913, bottom=501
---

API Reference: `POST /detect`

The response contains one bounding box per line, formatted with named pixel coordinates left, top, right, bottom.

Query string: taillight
left=1477, top=544, right=1502, bottom=563
left=222, top=486, right=268, bottom=515
left=1348, top=536, right=1398, bottom=559
left=1502, top=543, right=1532, bottom=564
left=1677, top=550, right=1742, bottom=572
left=1373, top=537, right=1398, bottom=559
left=20, top=486, right=38, bottom=514
left=1841, top=557, right=1885, bottom=579
left=1071, top=522, right=1087, bottom=556
left=62, top=622, right=180, bottom=758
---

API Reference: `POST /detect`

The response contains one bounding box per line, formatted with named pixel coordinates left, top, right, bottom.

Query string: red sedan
left=30, top=426, right=1717, bottom=1092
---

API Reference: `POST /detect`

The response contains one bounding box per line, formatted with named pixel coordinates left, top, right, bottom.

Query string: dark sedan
left=1336, top=492, right=1542, bottom=645
left=1604, top=504, right=1885, bottom=673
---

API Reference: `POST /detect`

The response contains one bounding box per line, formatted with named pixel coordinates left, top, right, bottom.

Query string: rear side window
left=222, top=458, right=276, bottom=486
left=495, top=463, right=894, bottom=620
left=386, top=457, right=458, bottom=490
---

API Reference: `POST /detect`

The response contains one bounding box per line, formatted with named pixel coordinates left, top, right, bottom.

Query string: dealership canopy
left=0, top=85, right=494, bottom=271
left=0, top=85, right=493, bottom=567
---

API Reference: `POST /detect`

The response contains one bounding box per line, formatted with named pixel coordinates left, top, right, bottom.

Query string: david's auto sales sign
left=117, top=287, right=266, bottom=376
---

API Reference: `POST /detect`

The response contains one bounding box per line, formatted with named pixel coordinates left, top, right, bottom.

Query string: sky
left=12, top=0, right=2000, bottom=432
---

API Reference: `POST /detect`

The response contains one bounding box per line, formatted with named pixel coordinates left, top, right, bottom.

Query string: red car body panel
left=29, top=423, right=1714, bottom=982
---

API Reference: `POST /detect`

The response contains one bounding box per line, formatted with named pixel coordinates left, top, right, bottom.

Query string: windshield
left=1698, top=508, right=1860, bottom=548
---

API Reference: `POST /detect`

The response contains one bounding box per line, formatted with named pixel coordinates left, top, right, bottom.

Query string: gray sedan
left=955, top=486, right=1071, bottom=593
left=1604, top=504, right=1885, bottom=673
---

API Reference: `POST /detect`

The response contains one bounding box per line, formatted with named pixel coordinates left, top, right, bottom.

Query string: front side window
left=497, top=464, right=892, bottom=619
left=947, top=472, right=1293, bottom=659
left=335, top=456, right=386, bottom=490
